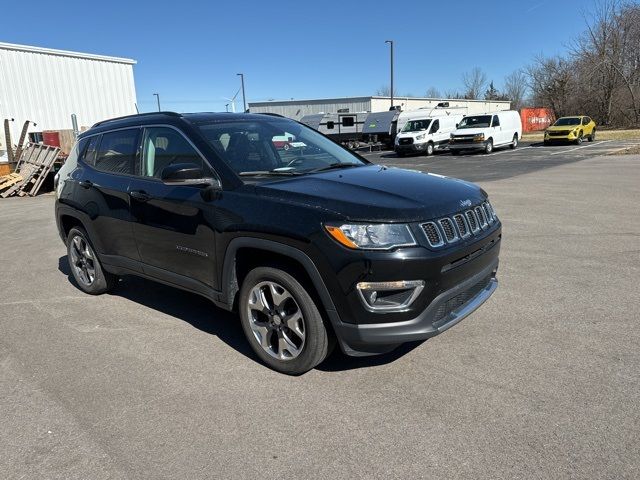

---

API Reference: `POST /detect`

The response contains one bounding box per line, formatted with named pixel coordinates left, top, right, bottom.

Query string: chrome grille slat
left=475, top=206, right=488, bottom=229
left=422, top=222, right=444, bottom=247
left=465, top=210, right=479, bottom=233
left=453, top=214, right=470, bottom=238
left=438, top=218, right=458, bottom=243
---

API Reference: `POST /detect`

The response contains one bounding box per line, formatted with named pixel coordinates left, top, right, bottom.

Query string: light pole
left=237, top=73, right=246, bottom=112
left=153, top=93, right=161, bottom=112
left=385, top=40, right=394, bottom=109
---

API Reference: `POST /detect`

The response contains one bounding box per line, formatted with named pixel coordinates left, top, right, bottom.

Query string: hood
left=254, top=165, right=485, bottom=222
left=452, top=128, right=487, bottom=136
left=546, top=124, right=579, bottom=131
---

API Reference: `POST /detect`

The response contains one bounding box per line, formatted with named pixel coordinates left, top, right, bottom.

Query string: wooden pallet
left=0, top=143, right=60, bottom=198
left=0, top=173, right=23, bottom=191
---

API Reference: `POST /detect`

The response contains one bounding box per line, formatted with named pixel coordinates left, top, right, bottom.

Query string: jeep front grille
left=421, top=201, right=498, bottom=248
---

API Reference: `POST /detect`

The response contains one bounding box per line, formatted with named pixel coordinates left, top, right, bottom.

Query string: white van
left=394, top=114, right=464, bottom=156
left=449, top=110, right=522, bottom=154
left=396, top=106, right=467, bottom=133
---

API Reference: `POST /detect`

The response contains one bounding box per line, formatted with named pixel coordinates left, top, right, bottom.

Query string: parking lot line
left=548, top=140, right=611, bottom=155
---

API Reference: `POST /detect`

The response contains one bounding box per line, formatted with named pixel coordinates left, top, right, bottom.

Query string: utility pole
left=153, top=93, right=161, bottom=112
left=237, top=73, right=246, bottom=112
left=385, top=40, right=394, bottom=109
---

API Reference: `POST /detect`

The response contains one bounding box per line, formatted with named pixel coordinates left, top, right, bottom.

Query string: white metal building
left=249, top=96, right=511, bottom=120
left=0, top=42, right=137, bottom=153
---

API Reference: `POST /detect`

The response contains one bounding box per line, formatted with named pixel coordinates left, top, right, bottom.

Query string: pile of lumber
left=0, top=143, right=60, bottom=198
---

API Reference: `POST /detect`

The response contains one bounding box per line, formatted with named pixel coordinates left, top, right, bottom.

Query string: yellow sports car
left=544, top=116, right=596, bottom=145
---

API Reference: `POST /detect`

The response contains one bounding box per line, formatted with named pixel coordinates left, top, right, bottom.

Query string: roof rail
left=92, top=111, right=181, bottom=128
left=258, top=112, right=285, bottom=118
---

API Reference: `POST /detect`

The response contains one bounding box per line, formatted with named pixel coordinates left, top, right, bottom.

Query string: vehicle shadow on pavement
left=59, top=255, right=425, bottom=373
left=58, top=255, right=259, bottom=363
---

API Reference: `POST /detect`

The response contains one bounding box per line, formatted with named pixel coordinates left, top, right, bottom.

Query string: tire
left=484, top=139, right=494, bottom=154
left=396, top=151, right=404, bottom=157
left=239, top=266, right=332, bottom=375
left=575, top=132, right=583, bottom=145
left=588, top=129, right=596, bottom=142
left=510, top=133, right=518, bottom=149
left=66, top=227, right=116, bottom=294
left=543, top=140, right=550, bottom=146
left=425, top=142, right=434, bottom=156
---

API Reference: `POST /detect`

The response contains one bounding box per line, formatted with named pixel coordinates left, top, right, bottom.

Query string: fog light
left=356, top=280, right=425, bottom=312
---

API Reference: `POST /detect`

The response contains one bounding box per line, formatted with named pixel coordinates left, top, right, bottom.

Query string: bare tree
left=462, top=67, right=488, bottom=99
left=443, top=89, right=464, bottom=99
left=502, top=70, right=529, bottom=110
left=425, top=86, right=441, bottom=98
left=374, top=85, right=398, bottom=96
left=526, top=55, right=576, bottom=118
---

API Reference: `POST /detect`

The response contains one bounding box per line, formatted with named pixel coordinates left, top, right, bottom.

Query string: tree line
left=377, top=1, right=640, bottom=127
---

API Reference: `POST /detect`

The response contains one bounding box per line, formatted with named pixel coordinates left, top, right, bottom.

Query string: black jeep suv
left=55, top=112, right=501, bottom=374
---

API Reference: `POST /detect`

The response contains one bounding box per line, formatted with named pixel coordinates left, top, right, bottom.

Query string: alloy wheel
left=247, top=281, right=306, bottom=360
left=69, top=235, right=96, bottom=286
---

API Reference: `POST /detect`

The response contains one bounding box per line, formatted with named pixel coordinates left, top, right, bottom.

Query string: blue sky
left=2, top=0, right=595, bottom=112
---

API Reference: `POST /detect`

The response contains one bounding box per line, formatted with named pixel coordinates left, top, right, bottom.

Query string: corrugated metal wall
left=0, top=43, right=137, bottom=151
left=371, top=97, right=511, bottom=114
left=249, top=97, right=372, bottom=120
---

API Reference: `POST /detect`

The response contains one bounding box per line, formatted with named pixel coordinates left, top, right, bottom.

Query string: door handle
left=129, top=190, right=152, bottom=202
left=78, top=180, right=93, bottom=189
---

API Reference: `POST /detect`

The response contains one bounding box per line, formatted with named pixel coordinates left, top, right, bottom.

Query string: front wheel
left=484, top=139, right=494, bottom=154
left=66, top=227, right=116, bottom=294
left=425, top=142, right=434, bottom=156
left=239, top=267, right=332, bottom=375
left=575, top=132, right=583, bottom=145
left=588, top=129, right=596, bottom=142
left=510, top=133, right=518, bottom=149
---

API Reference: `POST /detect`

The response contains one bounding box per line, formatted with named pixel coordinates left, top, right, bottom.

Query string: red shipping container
left=42, top=131, right=61, bottom=147
left=520, top=108, right=555, bottom=133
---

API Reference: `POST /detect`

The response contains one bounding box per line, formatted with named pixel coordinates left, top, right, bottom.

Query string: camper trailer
left=361, top=110, right=400, bottom=148
left=299, top=112, right=368, bottom=148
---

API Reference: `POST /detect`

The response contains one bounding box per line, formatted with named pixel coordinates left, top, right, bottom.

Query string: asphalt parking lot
left=2, top=146, right=639, bottom=479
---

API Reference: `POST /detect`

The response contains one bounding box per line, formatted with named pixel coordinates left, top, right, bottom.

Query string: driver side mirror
left=161, top=163, right=219, bottom=188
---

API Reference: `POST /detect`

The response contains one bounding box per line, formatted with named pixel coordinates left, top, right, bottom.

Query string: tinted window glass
left=582, top=117, right=590, bottom=125
left=141, top=127, right=203, bottom=178
left=81, top=136, right=100, bottom=166
left=341, top=116, right=355, bottom=127
left=94, top=129, right=139, bottom=175
left=458, top=115, right=492, bottom=129
left=429, top=119, right=440, bottom=133
left=492, top=115, right=500, bottom=127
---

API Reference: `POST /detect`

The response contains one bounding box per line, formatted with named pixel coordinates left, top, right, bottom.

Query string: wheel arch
left=221, top=238, right=338, bottom=321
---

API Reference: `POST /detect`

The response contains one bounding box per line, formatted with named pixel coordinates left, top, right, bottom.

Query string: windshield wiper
left=306, top=163, right=362, bottom=173
left=238, top=170, right=303, bottom=176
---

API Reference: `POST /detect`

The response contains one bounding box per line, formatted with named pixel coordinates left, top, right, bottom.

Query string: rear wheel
left=66, top=227, right=116, bottom=294
left=484, top=139, right=494, bottom=154
left=239, top=267, right=332, bottom=375
left=588, top=129, right=596, bottom=142
left=510, top=133, right=518, bottom=149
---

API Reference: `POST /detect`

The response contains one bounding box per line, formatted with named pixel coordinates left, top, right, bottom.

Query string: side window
left=141, top=127, right=203, bottom=179
left=326, top=121, right=335, bottom=130
left=341, top=116, right=355, bottom=127
left=582, top=117, right=590, bottom=125
left=94, top=129, right=140, bottom=175
left=492, top=115, right=500, bottom=127
left=81, top=136, right=100, bottom=166
left=429, top=119, right=440, bottom=134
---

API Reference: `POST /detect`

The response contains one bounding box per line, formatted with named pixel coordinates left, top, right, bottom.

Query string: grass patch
left=608, top=145, right=640, bottom=155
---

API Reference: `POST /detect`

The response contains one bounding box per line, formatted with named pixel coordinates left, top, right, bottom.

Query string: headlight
left=474, top=133, right=485, bottom=141
left=450, top=133, right=455, bottom=139
left=325, top=223, right=417, bottom=250
left=415, top=134, right=425, bottom=141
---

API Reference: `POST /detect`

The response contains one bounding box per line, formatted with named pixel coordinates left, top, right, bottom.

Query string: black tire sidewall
left=66, top=227, right=114, bottom=295
left=238, top=266, right=329, bottom=375
left=485, top=139, right=493, bottom=154
left=511, top=134, right=518, bottom=149
left=426, top=142, right=434, bottom=156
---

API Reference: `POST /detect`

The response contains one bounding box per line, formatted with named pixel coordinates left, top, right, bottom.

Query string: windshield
left=402, top=119, right=432, bottom=132
left=195, top=118, right=367, bottom=177
left=457, top=115, right=492, bottom=129
left=553, top=117, right=581, bottom=126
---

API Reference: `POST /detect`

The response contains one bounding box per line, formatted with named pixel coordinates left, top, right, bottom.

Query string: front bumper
left=333, top=258, right=498, bottom=355
left=395, top=142, right=427, bottom=153
left=448, top=140, right=486, bottom=151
